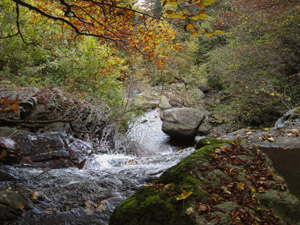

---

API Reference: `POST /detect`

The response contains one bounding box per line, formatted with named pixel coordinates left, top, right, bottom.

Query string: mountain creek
left=0, top=108, right=194, bottom=225
left=0, top=87, right=299, bottom=225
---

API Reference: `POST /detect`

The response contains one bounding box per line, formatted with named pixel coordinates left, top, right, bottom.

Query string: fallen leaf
left=19, top=203, right=24, bottom=210
left=249, top=186, right=256, bottom=194
left=291, top=129, right=299, bottom=136
left=11, top=103, right=19, bottom=111
left=237, top=182, right=245, bottom=190
left=96, top=201, right=107, bottom=212
left=0, top=150, right=7, bottom=159
left=267, top=137, right=275, bottom=142
left=31, top=191, right=40, bottom=200
left=77, top=159, right=86, bottom=169
left=185, top=207, right=194, bottom=215
left=258, top=187, right=265, bottom=193
left=221, top=186, right=232, bottom=195
left=197, top=203, right=210, bottom=214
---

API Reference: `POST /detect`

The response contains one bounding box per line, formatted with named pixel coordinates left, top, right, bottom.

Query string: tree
left=205, top=0, right=300, bottom=125
left=1, top=0, right=218, bottom=64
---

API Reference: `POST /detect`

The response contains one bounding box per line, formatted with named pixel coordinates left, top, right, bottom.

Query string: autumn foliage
left=4, top=0, right=219, bottom=67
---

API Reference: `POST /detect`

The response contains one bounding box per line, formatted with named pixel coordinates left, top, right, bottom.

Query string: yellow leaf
left=11, top=103, right=19, bottom=111
left=205, top=32, right=214, bottom=37
left=191, top=31, right=199, bottom=37
left=237, top=182, right=244, bottom=190
left=202, top=0, right=214, bottom=6
left=258, top=187, right=265, bottom=193
left=165, top=1, right=178, bottom=7
left=249, top=186, right=256, bottom=194
left=190, top=14, right=207, bottom=20
left=31, top=191, right=40, bottom=200
left=185, top=23, right=195, bottom=30
left=214, top=30, right=224, bottom=35
left=19, top=203, right=24, bottom=210
left=176, top=190, right=193, bottom=201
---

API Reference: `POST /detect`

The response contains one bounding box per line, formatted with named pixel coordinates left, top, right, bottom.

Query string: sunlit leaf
left=176, top=190, right=193, bottom=201
left=205, top=32, right=214, bottom=37
left=249, top=186, right=256, bottom=194
left=237, top=182, right=245, bottom=190
left=190, top=14, right=207, bottom=20
left=31, top=191, right=40, bottom=200
left=214, top=30, right=224, bottom=35
left=202, top=0, right=214, bottom=6
left=11, top=103, right=19, bottom=111
left=267, top=137, right=275, bottom=142
left=19, top=203, right=24, bottom=210
left=185, top=24, right=195, bottom=31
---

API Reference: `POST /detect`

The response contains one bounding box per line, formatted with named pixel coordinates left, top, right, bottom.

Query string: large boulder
left=110, top=139, right=300, bottom=225
left=162, top=108, right=204, bottom=142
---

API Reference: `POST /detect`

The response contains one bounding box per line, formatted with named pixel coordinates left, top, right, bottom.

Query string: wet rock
left=0, top=189, right=32, bottom=221
left=110, top=139, right=300, bottom=225
left=275, top=107, right=300, bottom=129
left=162, top=107, right=204, bottom=142
left=0, top=87, right=141, bottom=167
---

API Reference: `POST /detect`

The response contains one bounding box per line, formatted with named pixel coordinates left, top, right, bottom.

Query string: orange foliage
left=9, top=0, right=217, bottom=67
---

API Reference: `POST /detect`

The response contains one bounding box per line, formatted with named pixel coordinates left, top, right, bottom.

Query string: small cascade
left=1, top=109, right=194, bottom=225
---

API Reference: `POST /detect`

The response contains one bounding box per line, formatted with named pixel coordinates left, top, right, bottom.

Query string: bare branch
left=11, top=0, right=119, bottom=43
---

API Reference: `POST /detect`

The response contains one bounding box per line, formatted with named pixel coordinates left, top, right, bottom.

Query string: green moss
left=109, top=139, right=232, bottom=225
left=289, top=193, right=300, bottom=202
left=195, top=138, right=231, bottom=149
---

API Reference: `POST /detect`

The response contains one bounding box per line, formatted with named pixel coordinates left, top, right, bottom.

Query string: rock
left=0, top=189, right=32, bottom=221
left=0, top=87, right=141, bottom=168
left=162, top=108, right=204, bottom=142
left=275, top=107, right=300, bottom=129
left=170, top=83, right=186, bottom=91
left=158, top=95, right=171, bottom=110
left=0, top=130, right=94, bottom=168
left=109, top=139, right=300, bottom=225
left=187, top=88, right=204, bottom=100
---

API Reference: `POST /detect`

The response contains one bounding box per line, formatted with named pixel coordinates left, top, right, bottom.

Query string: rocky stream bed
left=0, top=87, right=300, bottom=225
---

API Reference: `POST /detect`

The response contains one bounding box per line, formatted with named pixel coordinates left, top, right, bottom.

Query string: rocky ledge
left=0, top=87, right=139, bottom=168
left=110, top=138, right=300, bottom=225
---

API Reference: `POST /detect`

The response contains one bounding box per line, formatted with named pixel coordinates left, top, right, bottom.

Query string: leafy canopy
left=3, top=0, right=218, bottom=65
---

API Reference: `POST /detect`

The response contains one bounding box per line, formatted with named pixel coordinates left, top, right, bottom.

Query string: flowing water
left=2, top=109, right=194, bottom=225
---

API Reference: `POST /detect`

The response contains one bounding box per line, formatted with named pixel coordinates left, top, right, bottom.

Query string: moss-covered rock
left=109, top=138, right=300, bottom=225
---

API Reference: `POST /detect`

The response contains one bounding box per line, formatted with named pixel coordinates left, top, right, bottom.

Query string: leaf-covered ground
left=109, top=138, right=300, bottom=225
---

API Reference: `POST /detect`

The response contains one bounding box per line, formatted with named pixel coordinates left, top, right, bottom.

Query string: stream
left=1, top=109, right=194, bottom=225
